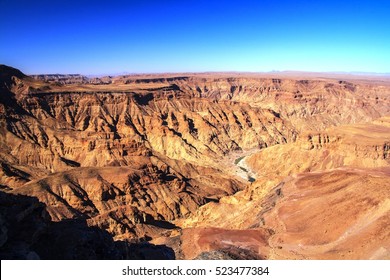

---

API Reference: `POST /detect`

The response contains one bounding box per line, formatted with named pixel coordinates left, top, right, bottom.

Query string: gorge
left=0, top=65, right=389, bottom=259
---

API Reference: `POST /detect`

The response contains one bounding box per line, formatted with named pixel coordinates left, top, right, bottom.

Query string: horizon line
left=26, top=69, right=390, bottom=78
left=2, top=64, right=389, bottom=78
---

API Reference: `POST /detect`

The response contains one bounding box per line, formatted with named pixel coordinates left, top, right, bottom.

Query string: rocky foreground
left=0, top=65, right=389, bottom=259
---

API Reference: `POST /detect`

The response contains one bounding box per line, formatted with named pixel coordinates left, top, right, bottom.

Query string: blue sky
left=1, top=0, right=389, bottom=74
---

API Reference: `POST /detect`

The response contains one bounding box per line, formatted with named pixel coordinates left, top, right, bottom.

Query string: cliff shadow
left=0, top=191, right=175, bottom=260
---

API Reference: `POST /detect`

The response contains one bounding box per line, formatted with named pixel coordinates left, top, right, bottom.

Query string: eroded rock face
left=1, top=65, right=390, bottom=259
left=2, top=93, right=295, bottom=169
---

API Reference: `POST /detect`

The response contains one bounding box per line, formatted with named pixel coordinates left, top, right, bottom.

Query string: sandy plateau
left=0, top=65, right=389, bottom=259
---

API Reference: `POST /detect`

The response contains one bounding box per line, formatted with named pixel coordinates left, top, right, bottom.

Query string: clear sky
left=1, top=0, right=389, bottom=75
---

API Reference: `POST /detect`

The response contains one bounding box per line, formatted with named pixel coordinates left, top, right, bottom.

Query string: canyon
left=0, top=64, right=389, bottom=259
